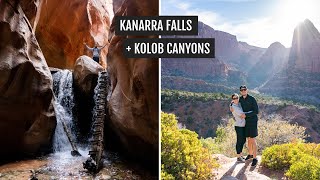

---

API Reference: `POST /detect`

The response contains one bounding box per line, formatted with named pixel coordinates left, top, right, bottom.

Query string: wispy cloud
left=162, top=0, right=320, bottom=48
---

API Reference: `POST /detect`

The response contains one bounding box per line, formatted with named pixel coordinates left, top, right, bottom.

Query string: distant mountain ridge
left=161, top=19, right=320, bottom=107
left=259, top=19, right=320, bottom=106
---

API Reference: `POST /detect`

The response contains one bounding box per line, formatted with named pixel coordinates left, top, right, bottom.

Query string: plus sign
left=126, top=46, right=131, bottom=51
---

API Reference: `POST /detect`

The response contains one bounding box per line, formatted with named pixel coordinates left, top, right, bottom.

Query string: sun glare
left=278, top=0, right=318, bottom=25
left=271, top=0, right=319, bottom=47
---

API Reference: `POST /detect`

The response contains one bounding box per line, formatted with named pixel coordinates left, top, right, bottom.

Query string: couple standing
left=230, top=85, right=259, bottom=167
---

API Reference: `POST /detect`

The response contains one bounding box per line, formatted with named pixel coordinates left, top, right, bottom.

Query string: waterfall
left=52, top=70, right=76, bottom=152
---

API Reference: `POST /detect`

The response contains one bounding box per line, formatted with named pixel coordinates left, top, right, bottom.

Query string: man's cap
left=240, top=85, right=247, bottom=90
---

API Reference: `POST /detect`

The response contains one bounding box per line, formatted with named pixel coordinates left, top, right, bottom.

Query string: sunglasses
left=232, top=98, right=238, bottom=100
left=240, top=89, right=247, bottom=92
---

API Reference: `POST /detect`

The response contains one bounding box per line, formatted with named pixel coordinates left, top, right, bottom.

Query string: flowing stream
left=0, top=69, right=155, bottom=179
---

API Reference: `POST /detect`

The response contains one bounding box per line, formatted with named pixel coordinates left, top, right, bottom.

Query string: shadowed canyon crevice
left=0, top=0, right=159, bottom=177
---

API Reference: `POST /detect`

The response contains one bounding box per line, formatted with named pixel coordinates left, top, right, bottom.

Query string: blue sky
left=161, top=0, right=320, bottom=48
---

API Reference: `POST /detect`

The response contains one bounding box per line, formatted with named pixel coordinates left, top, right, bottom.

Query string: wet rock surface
left=0, top=151, right=156, bottom=179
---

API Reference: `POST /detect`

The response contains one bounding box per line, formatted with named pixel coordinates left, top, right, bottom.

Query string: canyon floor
left=0, top=149, right=156, bottom=180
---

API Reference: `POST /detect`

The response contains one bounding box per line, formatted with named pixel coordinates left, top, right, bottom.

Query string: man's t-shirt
left=92, top=47, right=101, bottom=57
left=239, top=94, right=259, bottom=126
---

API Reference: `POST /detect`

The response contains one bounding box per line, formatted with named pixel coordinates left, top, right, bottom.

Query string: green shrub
left=261, top=144, right=293, bottom=170
left=261, top=142, right=320, bottom=169
left=200, top=137, right=219, bottom=154
left=261, top=143, right=320, bottom=180
left=161, top=112, right=219, bottom=180
left=211, top=118, right=306, bottom=157
left=286, top=154, right=320, bottom=180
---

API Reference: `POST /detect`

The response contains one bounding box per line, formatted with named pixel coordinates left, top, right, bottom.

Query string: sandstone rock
left=19, top=0, right=42, bottom=31
left=35, top=0, right=113, bottom=69
left=106, top=0, right=158, bottom=168
left=289, top=19, right=320, bottom=73
left=197, top=22, right=266, bottom=69
left=73, top=55, right=104, bottom=95
left=260, top=19, right=320, bottom=106
left=113, top=0, right=125, bottom=13
left=0, top=1, right=56, bottom=157
left=162, top=21, right=248, bottom=87
left=162, top=58, right=229, bottom=78
left=72, top=56, right=103, bottom=140
left=248, top=42, right=289, bottom=88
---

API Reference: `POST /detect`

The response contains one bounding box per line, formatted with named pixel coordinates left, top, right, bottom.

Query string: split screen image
left=0, top=0, right=320, bottom=179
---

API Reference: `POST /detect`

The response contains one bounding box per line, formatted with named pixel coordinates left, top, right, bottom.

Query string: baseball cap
left=239, top=85, right=247, bottom=90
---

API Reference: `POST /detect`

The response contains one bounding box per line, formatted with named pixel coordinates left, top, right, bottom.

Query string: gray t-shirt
left=86, top=45, right=102, bottom=57
left=231, top=103, right=246, bottom=127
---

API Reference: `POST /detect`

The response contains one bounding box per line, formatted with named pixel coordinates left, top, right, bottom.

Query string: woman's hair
left=231, top=93, right=239, bottom=99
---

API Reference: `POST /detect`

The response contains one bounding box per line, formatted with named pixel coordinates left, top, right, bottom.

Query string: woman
left=230, top=93, right=246, bottom=163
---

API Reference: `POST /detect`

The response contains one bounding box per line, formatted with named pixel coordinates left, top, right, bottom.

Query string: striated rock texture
left=112, top=0, right=125, bottom=13
left=0, top=0, right=56, bottom=158
left=162, top=21, right=249, bottom=89
left=19, top=0, right=42, bottom=31
left=35, top=0, right=113, bottom=69
left=197, top=22, right=240, bottom=63
left=161, top=76, right=237, bottom=94
left=248, top=42, right=289, bottom=88
left=106, top=0, right=158, bottom=168
left=237, top=41, right=266, bottom=72
left=162, top=58, right=229, bottom=78
left=196, top=22, right=266, bottom=70
left=289, top=19, right=320, bottom=73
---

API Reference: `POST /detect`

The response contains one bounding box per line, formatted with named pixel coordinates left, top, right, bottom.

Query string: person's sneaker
left=251, top=158, right=258, bottom=167
left=245, top=155, right=253, bottom=160
left=237, top=156, right=245, bottom=163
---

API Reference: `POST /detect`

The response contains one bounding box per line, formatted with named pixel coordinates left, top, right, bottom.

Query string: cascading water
left=52, top=69, right=76, bottom=152
left=48, top=70, right=88, bottom=177
left=0, top=69, right=153, bottom=179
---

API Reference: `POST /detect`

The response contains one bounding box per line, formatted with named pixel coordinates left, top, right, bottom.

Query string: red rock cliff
left=35, top=0, right=113, bottom=69
left=0, top=0, right=56, bottom=158
left=289, top=19, right=320, bottom=73
left=106, top=0, right=159, bottom=167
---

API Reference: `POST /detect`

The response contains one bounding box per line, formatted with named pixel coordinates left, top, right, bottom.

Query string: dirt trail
left=213, top=154, right=285, bottom=180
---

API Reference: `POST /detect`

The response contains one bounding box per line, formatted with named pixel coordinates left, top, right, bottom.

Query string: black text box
left=115, top=16, right=198, bottom=35
left=123, top=38, right=215, bottom=58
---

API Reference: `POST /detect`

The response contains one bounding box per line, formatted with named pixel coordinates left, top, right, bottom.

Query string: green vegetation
left=200, top=118, right=307, bottom=157
left=161, top=89, right=319, bottom=111
left=262, top=142, right=320, bottom=180
left=161, top=112, right=219, bottom=180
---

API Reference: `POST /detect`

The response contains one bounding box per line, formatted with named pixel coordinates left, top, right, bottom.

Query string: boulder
left=73, top=55, right=103, bottom=141
left=0, top=1, right=56, bottom=158
left=35, top=0, right=113, bottom=69
left=106, top=0, right=158, bottom=168
left=73, top=55, right=104, bottom=95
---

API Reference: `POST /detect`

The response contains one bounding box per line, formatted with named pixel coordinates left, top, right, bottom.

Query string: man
left=84, top=42, right=107, bottom=64
left=239, top=85, right=259, bottom=167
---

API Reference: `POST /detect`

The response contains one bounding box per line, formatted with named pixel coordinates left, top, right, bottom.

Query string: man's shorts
left=245, top=123, right=258, bottom=138
left=93, top=56, right=99, bottom=63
